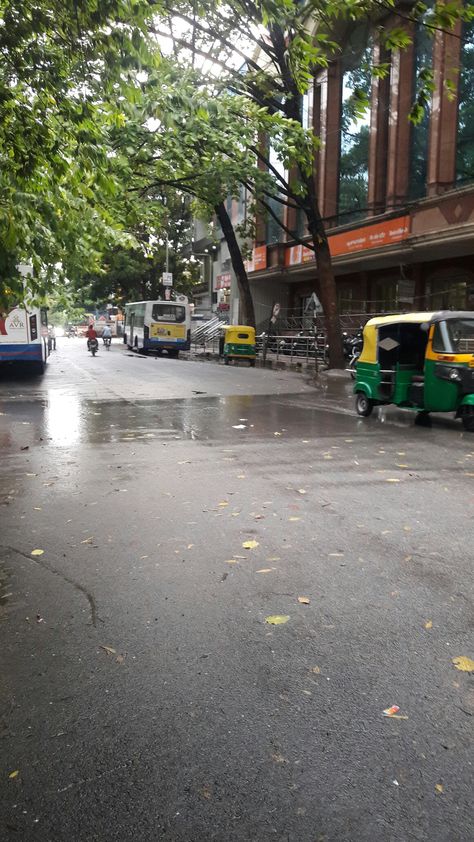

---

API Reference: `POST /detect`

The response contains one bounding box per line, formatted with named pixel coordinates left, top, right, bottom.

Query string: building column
left=367, top=41, right=390, bottom=216
left=317, top=62, right=342, bottom=226
left=427, top=26, right=461, bottom=196
left=386, top=28, right=415, bottom=210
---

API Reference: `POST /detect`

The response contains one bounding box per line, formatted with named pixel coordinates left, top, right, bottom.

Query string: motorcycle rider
left=85, top=324, right=98, bottom=350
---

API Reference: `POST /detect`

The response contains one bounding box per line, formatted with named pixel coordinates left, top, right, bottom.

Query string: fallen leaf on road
left=80, top=536, right=94, bottom=544
left=237, top=474, right=245, bottom=479
left=116, top=654, right=125, bottom=664
left=288, top=517, right=301, bottom=522
left=452, top=656, right=474, bottom=673
left=329, top=552, right=344, bottom=557
left=33, top=507, right=42, bottom=511
left=31, top=549, right=44, bottom=556
left=265, top=615, right=289, bottom=625
left=271, top=753, right=286, bottom=763
left=232, top=424, right=246, bottom=429
left=386, top=478, right=400, bottom=483
left=8, top=770, right=19, bottom=779
left=435, top=784, right=444, bottom=794
left=274, top=432, right=282, bottom=436
left=424, top=620, right=433, bottom=630
left=256, top=568, right=273, bottom=574
left=99, top=645, right=117, bottom=656
left=298, top=596, right=310, bottom=604
left=242, top=540, right=259, bottom=549
left=187, top=544, right=194, bottom=549
left=310, top=666, right=321, bottom=674
left=224, top=559, right=238, bottom=564
left=218, top=501, right=229, bottom=507
left=201, top=785, right=211, bottom=799
left=267, top=556, right=280, bottom=561
left=382, top=705, right=400, bottom=717
left=298, top=489, right=307, bottom=495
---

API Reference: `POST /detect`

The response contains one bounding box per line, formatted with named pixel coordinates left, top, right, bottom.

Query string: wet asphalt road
left=0, top=340, right=473, bottom=842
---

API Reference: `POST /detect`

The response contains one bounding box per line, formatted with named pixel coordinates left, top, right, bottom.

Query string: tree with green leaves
left=150, top=0, right=473, bottom=366
left=0, top=0, right=162, bottom=307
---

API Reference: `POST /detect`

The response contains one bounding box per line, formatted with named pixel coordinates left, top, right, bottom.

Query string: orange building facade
left=245, top=19, right=474, bottom=328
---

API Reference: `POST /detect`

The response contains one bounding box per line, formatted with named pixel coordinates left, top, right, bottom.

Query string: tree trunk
left=303, top=176, right=344, bottom=369
left=215, top=202, right=256, bottom=328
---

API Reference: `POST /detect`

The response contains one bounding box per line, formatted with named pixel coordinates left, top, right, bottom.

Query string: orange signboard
left=283, top=215, right=410, bottom=269
left=329, top=215, right=410, bottom=257
left=245, top=245, right=267, bottom=273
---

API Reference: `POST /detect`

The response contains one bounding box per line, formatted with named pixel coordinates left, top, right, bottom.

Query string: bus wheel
left=356, top=392, right=373, bottom=417
left=33, top=360, right=45, bottom=376
left=249, top=360, right=256, bottom=367
left=167, top=349, right=179, bottom=358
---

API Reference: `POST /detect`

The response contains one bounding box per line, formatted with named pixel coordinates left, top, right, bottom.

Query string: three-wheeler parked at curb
left=354, top=311, right=474, bottom=431
left=222, top=325, right=256, bottom=366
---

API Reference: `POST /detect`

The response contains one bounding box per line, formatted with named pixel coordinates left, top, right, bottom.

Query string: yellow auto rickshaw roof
left=225, top=325, right=255, bottom=337
left=365, top=312, right=436, bottom=328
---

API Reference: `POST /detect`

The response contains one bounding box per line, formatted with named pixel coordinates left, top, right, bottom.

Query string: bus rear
left=124, top=297, right=190, bottom=357
left=0, top=305, right=49, bottom=372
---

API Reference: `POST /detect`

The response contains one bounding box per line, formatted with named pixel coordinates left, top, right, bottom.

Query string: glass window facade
left=266, top=144, right=285, bottom=244
left=456, top=20, right=474, bottom=184
left=338, top=33, right=372, bottom=224
left=408, top=23, right=433, bottom=199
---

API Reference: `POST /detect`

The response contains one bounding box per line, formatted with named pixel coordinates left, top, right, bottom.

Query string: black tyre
left=356, top=391, right=373, bottom=417
left=462, top=413, right=474, bottom=432
left=249, top=360, right=256, bottom=367
left=224, top=356, right=229, bottom=365
left=167, top=349, right=179, bottom=358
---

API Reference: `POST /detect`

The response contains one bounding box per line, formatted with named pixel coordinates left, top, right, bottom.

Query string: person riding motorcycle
left=86, top=324, right=97, bottom=350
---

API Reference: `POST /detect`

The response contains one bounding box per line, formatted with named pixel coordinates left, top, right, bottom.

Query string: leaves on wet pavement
left=99, top=645, right=117, bottom=656
left=424, top=620, right=433, bottom=630
left=452, top=656, right=474, bottom=673
left=265, top=615, right=289, bottom=625
left=435, top=783, right=444, bottom=794
left=31, top=549, right=44, bottom=556
left=242, top=540, right=259, bottom=549
left=297, top=596, right=310, bottom=605
left=8, top=770, right=19, bottom=779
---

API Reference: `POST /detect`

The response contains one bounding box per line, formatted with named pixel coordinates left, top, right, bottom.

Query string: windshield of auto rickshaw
left=432, top=318, right=474, bottom=354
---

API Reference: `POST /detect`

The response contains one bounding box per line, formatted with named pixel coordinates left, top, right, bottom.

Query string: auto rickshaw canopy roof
left=360, top=311, right=474, bottom=365
left=224, top=325, right=256, bottom=341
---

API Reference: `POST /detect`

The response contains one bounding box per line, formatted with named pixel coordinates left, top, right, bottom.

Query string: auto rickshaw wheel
left=461, top=411, right=474, bottom=432
left=249, top=359, right=255, bottom=367
left=224, top=356, right=230, bottom=365
left=356, top=391, right=374, bottom=417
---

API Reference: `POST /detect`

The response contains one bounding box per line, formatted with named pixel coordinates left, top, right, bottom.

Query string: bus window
left=152, top=304, right=185, bottom=323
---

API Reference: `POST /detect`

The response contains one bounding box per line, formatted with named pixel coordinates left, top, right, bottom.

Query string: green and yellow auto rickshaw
left=223, top=325, right=256, bottom=366
left=354, top=311, right=474, bottom=431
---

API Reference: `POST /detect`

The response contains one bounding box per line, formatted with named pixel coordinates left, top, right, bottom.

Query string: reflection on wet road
left=1, top=386, right=472, bottom=450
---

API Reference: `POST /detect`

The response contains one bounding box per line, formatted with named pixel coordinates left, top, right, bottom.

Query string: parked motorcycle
left=88, top=338, right=99, bottom=357
left=346, top=329, right=364, bottom=379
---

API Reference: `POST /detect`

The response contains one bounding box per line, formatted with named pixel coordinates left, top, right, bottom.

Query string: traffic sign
left=162, top=272, right=173, bottom=286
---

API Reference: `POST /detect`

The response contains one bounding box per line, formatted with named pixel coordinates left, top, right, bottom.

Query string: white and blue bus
left=123, top=296, right=191, bottom=357
left=0, top=304, right=49, bottom=373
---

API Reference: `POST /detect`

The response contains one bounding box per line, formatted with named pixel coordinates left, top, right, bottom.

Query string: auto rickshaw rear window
left=237, top=332, right=249, bottom=339
left=433, top=319, right=474, bottom=354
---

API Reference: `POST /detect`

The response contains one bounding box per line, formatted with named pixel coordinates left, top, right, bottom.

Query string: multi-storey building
left=241, top=17, right=474, bottom=328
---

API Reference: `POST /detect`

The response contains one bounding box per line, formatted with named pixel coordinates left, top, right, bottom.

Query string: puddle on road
left=0, top=384, right=464, bottom=450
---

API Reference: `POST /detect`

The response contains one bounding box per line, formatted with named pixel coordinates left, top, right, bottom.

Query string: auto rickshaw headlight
left=449, top=368, right=461, bottom=382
